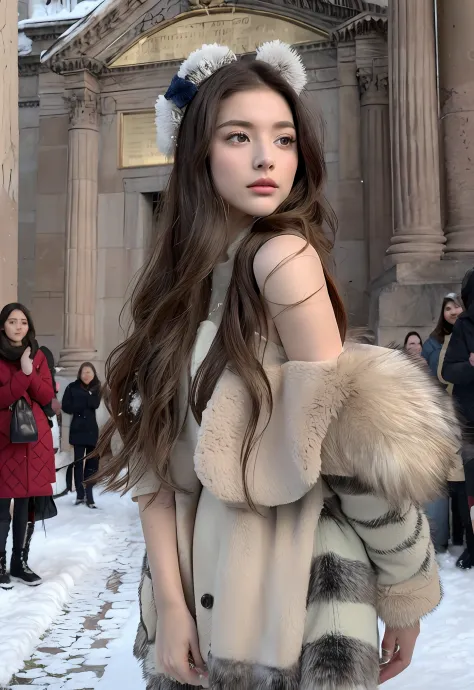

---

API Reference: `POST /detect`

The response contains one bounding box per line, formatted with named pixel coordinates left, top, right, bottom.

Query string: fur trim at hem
left=377, top=566, right=442, bottom=628
left=134, top=624, right=380, bottom=690
left=301, top=634, right=379, bottom=690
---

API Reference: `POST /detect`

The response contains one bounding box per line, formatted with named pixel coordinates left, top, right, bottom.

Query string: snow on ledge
left=18, top=0, right=104, bottom=28
left=18, top=31, right=33, bottom=56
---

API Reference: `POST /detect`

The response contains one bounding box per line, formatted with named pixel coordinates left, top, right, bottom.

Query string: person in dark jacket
left=421, top=294, right=465, bottom=552
left=443, top=269, right=474, bottom=568
left=61, top=363, right=101, bottom=509
left=39, top=346, right=61, bottom=421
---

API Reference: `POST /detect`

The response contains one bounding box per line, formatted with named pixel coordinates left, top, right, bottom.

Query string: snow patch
left=18, top=31, right=33, bottom=56
left=18, top=0, right=103, bottom=28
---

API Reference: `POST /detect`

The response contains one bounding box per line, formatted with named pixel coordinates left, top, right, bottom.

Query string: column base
left=370, top=259, right=473, bottom=345
left=444, top=227, right=474, bottom=259
left=385, top=234, right=446, bottom=268
left=58, top=348, right=98, bottom=375
left=444, top=252, right=474, bottom=261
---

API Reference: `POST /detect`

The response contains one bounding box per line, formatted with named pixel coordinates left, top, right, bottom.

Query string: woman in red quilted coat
left=0, top=303, right=55, bottom=589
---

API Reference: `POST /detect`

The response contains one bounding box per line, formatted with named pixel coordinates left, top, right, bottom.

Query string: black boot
left=0, top=519, right=12, bottom=590
left=0, top=552, right=13, bottom=590
left=456, top=548, right=472, bottom=570
left=10, top=523, right=42, bottom=586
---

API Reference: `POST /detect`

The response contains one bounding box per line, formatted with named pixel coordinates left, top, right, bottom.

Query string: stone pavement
left=6, top=510, right=144, bottom=689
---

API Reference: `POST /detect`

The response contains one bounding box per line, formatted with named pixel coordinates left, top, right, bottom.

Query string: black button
left=201, top=593, right=214, bottom=610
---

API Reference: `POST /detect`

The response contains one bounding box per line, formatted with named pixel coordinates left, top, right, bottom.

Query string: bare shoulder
left=253, top=234, right=325, bottom=297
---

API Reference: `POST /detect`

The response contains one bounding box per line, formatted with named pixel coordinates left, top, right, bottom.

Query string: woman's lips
left=248, top=185, right=277, bottom=195
left=247, top=178, right=278, bottom=195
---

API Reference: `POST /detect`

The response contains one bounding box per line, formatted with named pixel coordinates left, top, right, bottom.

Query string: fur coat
left=131, top=343, right=460, bottom=690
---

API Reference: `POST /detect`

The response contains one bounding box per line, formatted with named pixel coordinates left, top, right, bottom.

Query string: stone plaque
left=120, top=111, right=171, bottom=168
left=111, top=9, right=326, bottom=68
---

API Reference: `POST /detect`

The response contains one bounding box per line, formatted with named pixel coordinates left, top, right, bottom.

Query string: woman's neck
left=226, top=209, right=253, bottom=243
left=222, top=213, right=254, bottom=262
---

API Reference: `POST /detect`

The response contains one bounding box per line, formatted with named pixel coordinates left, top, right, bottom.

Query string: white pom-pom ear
left=178, top=43, right=237, bottom=86
left=155, top=95, right=182, bottom=158
left=256, top=40, right=307, bottom=95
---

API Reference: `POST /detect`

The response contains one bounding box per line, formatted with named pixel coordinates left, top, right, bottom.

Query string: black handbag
left=34, top=495, right=57, bottom=521
left=10, top=397, right=38, bottom=443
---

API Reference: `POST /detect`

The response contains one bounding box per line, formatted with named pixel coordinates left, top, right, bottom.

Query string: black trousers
left=449, top=482, right=465, bottom=544
left=449, top=480, right=474, bottom=558
left=66, top=462, right=73, bottom=493
left=465, top=458, right=474, bottom=505
left=0, top=497, right=29, bottom=553
left=73, top=445, right=99, bottom=504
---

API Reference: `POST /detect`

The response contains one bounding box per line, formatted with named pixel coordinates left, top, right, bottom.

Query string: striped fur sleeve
left=324, top=475, right=441, bottom=629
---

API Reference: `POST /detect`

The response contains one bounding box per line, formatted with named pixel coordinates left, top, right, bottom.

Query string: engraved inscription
left=111, top=10, right=326, bottom=67
left=120, top=111, right=172, bottom=168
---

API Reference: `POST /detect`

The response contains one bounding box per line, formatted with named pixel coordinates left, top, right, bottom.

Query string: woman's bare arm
left=137, top=489, right=185, bottom=609
left=137, top=490, right=206, bottom=685
left=253, top=235, right=342, bottom=362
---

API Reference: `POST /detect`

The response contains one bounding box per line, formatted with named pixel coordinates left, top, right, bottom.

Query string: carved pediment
left=41, top=0, right=384, bottom=75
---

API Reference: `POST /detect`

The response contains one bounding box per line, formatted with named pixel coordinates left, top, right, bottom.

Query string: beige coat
left=126, top=229, right=460, bottom=688
left=131, top=341, right=460, bottom=690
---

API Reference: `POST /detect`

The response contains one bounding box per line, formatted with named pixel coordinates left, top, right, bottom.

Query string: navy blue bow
left=164, top=74, right=198, bottom=110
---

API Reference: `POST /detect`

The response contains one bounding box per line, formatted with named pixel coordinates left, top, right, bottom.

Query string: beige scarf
left=437, top=334, right=454, bottom=395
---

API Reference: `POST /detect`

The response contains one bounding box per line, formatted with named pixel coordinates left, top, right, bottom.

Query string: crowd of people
left=403, top=276, right=474, bottom=569
left=0, top=302, right=102, bottom=590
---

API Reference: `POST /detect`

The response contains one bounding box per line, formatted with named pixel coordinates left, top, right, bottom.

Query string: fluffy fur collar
left=194, top=345, right=461, bottom=507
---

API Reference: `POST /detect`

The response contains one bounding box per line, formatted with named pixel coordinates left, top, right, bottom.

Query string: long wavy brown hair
left=95, top=59, right=347, bottom=502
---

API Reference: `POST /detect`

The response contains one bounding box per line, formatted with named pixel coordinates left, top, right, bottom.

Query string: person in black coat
left=442, top=268, right=474, bottom=569
left=61, top=362, right=101, bottom=508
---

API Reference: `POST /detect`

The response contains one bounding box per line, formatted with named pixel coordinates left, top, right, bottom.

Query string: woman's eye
left=277, top=136, right=296, bottom=147
left=228, top=132, right=249, bottom=144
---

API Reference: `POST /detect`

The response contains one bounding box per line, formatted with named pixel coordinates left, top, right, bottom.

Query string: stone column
left=0, top=0, right=18, bottom=304
left=385, top=0, right=445, bottom=264
left=58, top=74, right=100, bottom=372
left=356, top=33, right=391, bottom=281
left=438, top=0, right=474, bottom=259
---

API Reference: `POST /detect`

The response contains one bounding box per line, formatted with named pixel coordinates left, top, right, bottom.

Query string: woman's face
left=80, top=367, right=95, bottom=386
left=3, top=310, right=29, bottom=346
left=405, top=335, right=422, bottom=356
left=444, top=300, right=463, bottom=325
left=209, top=87, right=299, bottom=226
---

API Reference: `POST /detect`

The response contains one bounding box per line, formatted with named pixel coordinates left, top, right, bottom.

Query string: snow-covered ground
left=387, top=547, right=474, bottom=689
left=1, top=491, right=143, bottom=689
left=1, top=491, right=473, bottom=688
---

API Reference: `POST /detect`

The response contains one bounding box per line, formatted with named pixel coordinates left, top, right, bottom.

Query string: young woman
left=0, top=303, right=55, bottom=589
left=422, top=294, right=463, bottom=382
left=96, top=43, right=459, bottom=688
left=403, top=331, right=423, bottom=356
left=62, top=363, right=101, bottom=508
left=421, top=294, right=468, bottom=558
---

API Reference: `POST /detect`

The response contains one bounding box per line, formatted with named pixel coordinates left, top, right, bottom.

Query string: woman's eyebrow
left=217, top=119, right=295, bottom=130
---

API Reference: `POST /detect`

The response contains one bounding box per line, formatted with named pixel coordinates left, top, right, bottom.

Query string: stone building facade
left=16, top=0, right=474, bottom=375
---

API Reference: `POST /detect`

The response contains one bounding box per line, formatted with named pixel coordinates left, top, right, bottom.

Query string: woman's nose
left=254, top=156, right=275, bottom=171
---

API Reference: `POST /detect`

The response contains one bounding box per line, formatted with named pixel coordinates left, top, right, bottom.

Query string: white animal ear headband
left=155, top=40, right=307, bottom=158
